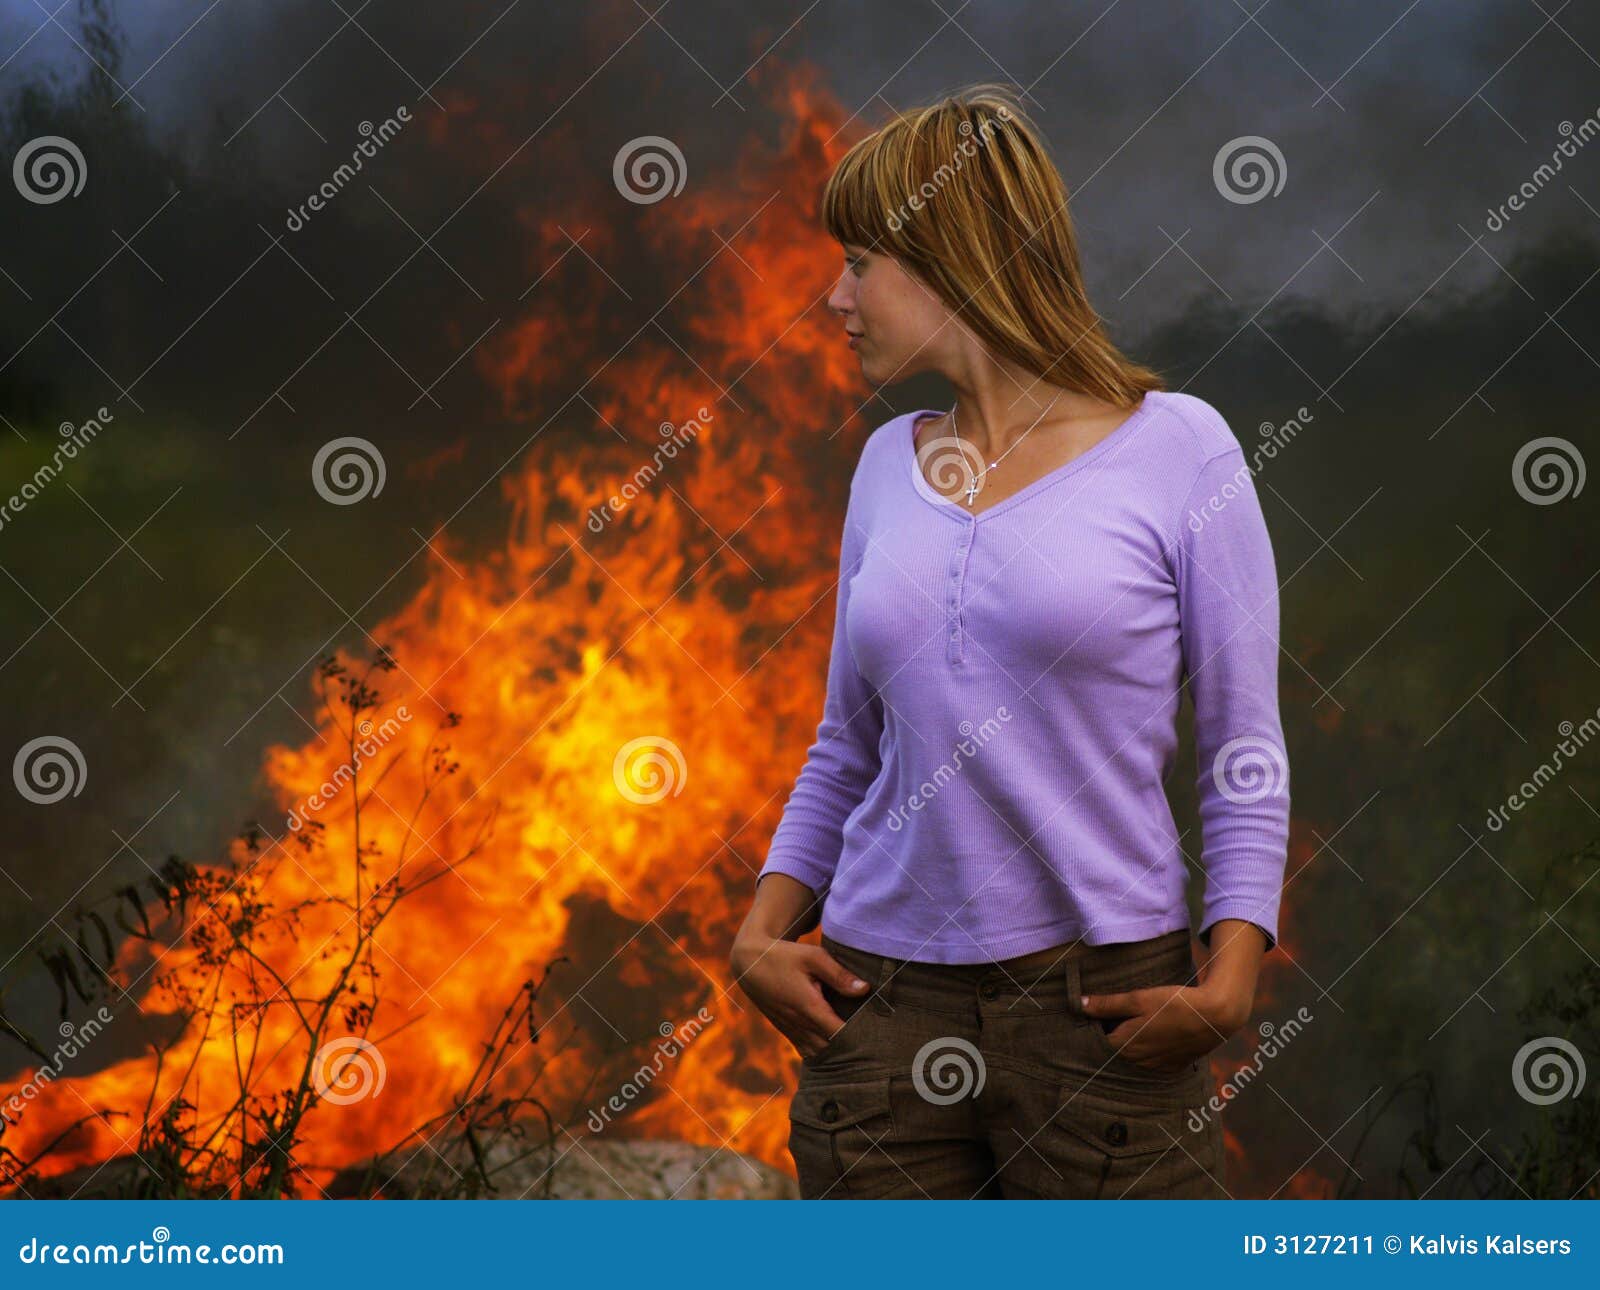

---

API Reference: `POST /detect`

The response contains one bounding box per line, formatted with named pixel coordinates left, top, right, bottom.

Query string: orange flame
left=3, top=61, right=1304, bottom=1198
left=2, top=60, right=867, bottom=1195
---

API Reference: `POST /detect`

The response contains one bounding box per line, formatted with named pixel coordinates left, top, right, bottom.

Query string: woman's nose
left=827, top=274, right=854, bottom=315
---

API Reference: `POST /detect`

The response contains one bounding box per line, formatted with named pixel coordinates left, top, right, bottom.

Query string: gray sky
left=4, top=0, right=1597, bottom=337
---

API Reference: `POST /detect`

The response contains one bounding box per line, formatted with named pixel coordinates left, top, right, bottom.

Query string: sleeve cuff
left=756, top=853, right=832, bottom=900
left=1198, top=901, right=1279, bottom=953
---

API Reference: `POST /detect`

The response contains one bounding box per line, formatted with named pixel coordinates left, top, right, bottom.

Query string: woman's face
left=828, top=241, right=952, bottom=386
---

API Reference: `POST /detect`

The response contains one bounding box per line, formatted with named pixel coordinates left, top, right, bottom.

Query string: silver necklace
left=949, top=388, right=1066, bottom=508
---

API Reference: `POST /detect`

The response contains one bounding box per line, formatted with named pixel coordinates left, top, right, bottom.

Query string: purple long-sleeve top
left=756, top=390, right=1290, bottom=964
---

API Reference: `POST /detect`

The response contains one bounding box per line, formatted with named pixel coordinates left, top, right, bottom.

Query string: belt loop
left=1063, top=955, right=1083, bottom=1019
left=870, top=950, right=896, bottom=1014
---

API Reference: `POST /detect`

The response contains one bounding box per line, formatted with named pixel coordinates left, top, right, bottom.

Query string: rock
left=326, top=1135, right=799, bottom=1199
left=10, top=1137, right=798, bottom=1199
left=7, top=1154, right=163, bottom=1199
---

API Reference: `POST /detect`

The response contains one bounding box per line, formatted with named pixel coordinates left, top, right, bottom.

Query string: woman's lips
left=848, top=335, right=862, bottom=349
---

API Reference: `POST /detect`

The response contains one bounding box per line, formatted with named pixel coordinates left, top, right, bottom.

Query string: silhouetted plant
left=0, top=645, right=556, bottom=1198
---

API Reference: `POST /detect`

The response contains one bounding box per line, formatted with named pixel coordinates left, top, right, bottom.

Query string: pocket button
left=1104, top=1121, right=1128, bottom=1146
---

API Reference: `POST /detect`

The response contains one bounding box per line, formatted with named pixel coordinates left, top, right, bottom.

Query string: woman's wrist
left=741, top=872, right=823, bottom=944
left=730, top=931, right=772, bottom=977
left=1194, top=978, right=1255, bottom=1034
left=1193, top=919, right=1268, bottom=1034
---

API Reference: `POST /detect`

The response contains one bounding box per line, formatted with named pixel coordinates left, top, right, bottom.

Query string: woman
left=730, top=84, right=1289, bottom=1200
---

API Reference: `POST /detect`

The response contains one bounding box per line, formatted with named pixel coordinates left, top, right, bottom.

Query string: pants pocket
left=804, top=937, right=887, bottom=1067
left=1078, top=948, right=1204, bottom=1085
left=1051, top=1083, right=1222, bottom=1199
left=1083, top=1016, right=1205, bottom=1085
left=787, top=1076, right=896, bottom=1199
left=802, top=977, right=875, bottom=1066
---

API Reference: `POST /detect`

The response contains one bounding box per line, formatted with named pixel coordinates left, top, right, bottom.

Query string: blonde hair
left=821, top=82, right=1164, bottom=408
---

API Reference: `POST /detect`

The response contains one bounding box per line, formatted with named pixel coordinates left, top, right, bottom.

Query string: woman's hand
left=1079, top=982, right=1250, bottom=1070
left=731, top=933, right=872, bottom=1059
left=1080, top=920, right=1268, bottom=1071
left=733, top=872, right=875, bottom=1058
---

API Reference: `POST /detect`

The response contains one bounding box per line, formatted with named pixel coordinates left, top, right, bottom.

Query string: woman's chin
left=855, top=351, right=890, bottom=384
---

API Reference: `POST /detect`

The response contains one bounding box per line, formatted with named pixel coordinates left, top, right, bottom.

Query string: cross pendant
left=964, top=463, right=994, bottom=506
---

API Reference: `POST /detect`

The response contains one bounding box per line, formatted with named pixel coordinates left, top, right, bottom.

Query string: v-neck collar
left=904, top=393, right=1159, bottom=523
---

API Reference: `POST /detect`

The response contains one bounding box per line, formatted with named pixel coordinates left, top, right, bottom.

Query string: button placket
left=945, top=520, right=975, bottom=666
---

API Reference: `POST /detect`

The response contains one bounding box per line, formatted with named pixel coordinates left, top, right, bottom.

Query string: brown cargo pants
left=787, top=927, right=1228, bottom=1199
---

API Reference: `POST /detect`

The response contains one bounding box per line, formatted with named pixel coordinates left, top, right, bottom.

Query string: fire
left=2, top=59, right=1306, bottom=1199
left=1, top=60, right=866, bottom=1196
